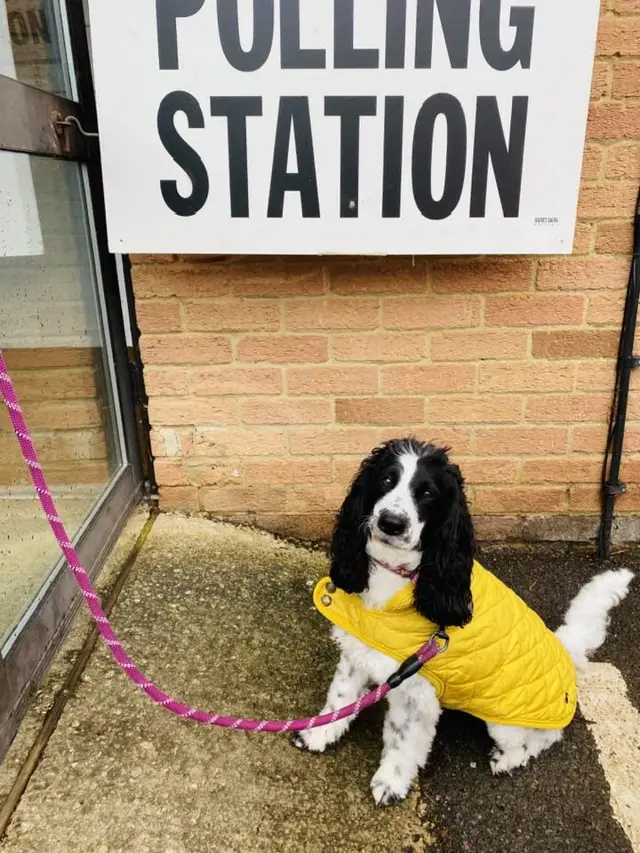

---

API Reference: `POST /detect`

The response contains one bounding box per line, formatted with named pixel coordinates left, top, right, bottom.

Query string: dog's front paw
left=291, top=729, right=329, bottom=753
left=370, top=765, right=412, bottom=807
left=291, top=732, right=309, bottom=750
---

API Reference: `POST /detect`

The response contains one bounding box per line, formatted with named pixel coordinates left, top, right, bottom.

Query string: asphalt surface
left=0, top=521, right=637, bottom=853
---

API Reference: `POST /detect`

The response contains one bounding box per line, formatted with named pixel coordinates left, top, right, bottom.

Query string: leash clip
left=386, top=629, right=450, bottom=690
left=431, top=629, right=450, bottom=653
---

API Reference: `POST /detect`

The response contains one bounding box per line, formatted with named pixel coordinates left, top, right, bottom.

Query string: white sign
left=88, top=0, right=599, bottom=256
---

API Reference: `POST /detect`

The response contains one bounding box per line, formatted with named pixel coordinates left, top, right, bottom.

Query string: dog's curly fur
left=294, top=438, right=633, bottom=806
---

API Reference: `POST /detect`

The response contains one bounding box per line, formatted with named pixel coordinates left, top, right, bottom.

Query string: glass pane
left=0, top=153, right=125, bottom=648
left=0, top=0, right=73, bottom=98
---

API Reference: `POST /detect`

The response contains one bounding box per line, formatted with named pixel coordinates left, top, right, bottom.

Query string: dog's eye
left=381, top=475, right=394, bottom=488
left=420, top=487, right=432, bottom=499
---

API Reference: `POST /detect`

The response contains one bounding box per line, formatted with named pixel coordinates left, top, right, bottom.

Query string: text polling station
left=87, top=0, right=600, bottom=255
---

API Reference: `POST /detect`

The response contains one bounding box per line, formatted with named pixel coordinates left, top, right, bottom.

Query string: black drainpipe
left=597, top=187, right=640, bottom=558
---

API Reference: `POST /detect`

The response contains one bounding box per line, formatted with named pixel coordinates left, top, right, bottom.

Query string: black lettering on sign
left=217, top=0, right=274, bottom=72
left=156, top=0, right=205, bottom=70
left=211, top=97, right=262, bottom=218
left=415, top=0, right=471, bottom=69
left=334, top=0, right=379, bottom=69
left=479, top=0, right=535, bottom=71
left=470, top=96, right=528, bottom=218
left=281, top=0, right=326, bottom=68
left=157, top=91, right=209, bottom=216
left=412, top=94, right=467, bottom=220
left=268, top=97, right=320, bottom=218
left=325, top=96, right=377, bottom=218
left=27, top=10, right=50, bottom=44
left=8, top=11, right=29, bottom=46
left=382, top=97, right=404, bottom=218
left=385, top=0, right=407, bottom=69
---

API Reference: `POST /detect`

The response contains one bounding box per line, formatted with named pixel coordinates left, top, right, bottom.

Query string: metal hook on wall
left=51, top=111, right=99, bottom=154
left=53, top=113, right=99, bottom=139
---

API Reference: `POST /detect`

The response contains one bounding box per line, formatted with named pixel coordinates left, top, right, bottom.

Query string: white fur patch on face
left=370, top=451, right=425, bottom=549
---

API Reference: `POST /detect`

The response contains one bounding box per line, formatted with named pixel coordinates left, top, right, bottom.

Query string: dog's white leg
left=370, top=677, right=441, bottom=806
left=292, top=652, right=368, bottom=753
left=488, top=723, right=563, bottom=775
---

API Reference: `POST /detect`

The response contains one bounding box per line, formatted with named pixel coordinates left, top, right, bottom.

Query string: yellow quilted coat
left=314, top=561, right=577, bottom=730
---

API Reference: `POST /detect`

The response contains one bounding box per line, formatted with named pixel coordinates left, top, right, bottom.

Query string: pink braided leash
left=0, top=348, right=443, bottom=732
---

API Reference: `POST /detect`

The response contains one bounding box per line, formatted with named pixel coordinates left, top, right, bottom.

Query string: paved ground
left=0, top=514, right=638, bottom=853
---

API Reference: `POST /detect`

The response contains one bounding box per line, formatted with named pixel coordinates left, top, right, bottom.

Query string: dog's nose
left=378, top=510, right=408, bottom=536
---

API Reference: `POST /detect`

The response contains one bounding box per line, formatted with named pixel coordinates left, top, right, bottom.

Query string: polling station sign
left=87, top=0, right=600, bottom=255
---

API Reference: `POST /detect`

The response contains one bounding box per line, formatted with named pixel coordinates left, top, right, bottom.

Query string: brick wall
left=132, top=4, right=640, bottom=542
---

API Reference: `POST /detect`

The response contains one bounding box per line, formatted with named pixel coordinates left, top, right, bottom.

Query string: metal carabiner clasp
left=430, top=629, right=450, bottom=654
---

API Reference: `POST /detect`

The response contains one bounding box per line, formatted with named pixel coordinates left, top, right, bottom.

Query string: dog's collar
left=373, top=559, right=419, bottom=582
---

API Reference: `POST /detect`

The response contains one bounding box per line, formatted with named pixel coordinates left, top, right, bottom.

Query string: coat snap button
left=321, top=595, right=332, bottom=607
left=326, top=582, right=336, bottom=593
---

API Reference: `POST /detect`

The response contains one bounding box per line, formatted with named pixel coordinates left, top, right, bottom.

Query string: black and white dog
left=294, top=438, right=633, bottom=806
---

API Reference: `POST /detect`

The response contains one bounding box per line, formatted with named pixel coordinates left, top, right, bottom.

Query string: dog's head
left=330, top=438, right=475, bottom=628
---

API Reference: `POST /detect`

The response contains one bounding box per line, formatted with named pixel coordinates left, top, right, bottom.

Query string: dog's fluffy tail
left=555, top=569, right=634, bottom=669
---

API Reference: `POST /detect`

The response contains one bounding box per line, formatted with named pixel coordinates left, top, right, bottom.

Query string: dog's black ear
left=414, top=461, right=475, bottom=628
left=330, top=448, right=383, bottom=594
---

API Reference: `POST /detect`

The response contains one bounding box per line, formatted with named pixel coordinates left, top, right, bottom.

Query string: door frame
left=0, top=0, right=145, bottom=760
